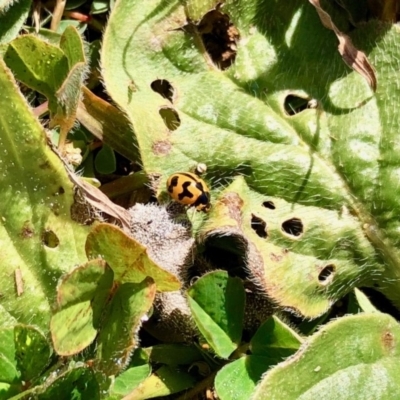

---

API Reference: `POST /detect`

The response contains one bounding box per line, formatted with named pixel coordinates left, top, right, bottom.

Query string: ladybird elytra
left=167, top=172, right=211, bottom=212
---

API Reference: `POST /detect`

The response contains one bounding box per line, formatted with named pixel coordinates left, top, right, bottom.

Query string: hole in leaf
left=150, top=79, right=174, bottom=102
left=199, top=235, right=247, bottom=279
left=318, top=264, right=335, bottom=284
left=159, top=107, right=181, bottom=130
left=284, top=95, right=309, bottom=115
left=198, top=9, right=240, bottom=70
left=251, top=215, right=267, bottom=238
left=42, top=230, right=60, bottom=248
left=282, top=218, right=303, bottom=237
left=262, top=201, right=275, bottom=209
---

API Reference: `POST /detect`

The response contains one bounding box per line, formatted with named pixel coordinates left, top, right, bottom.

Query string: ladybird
left=167, top=172, right=211, bottom=212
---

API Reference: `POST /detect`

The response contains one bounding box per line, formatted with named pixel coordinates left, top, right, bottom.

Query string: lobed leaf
left=101, top=0, right=400, bottom=316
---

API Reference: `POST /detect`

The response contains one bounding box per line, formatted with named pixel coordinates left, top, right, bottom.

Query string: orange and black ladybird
left=167, top=172, right=211, bottom=212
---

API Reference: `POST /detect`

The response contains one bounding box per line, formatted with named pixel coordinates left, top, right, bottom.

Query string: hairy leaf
left=0, top=59, right=90, bottom=331
left=101, top=0, right=400, bottom=316
left=254, top=313, right=400, bottom=399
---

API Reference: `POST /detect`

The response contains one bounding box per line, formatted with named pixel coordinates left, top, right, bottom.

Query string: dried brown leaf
left=309, top=0, right=377, bottom=91
left=51, top=145, right=131, bottom=231
left=70, top=175, right=131, bottom=231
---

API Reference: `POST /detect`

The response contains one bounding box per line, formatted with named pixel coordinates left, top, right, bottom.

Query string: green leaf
left=205, top=176, right=380, bottom=318
left=91, top=0, right=109, bottom=14
left=0, top=0, right=31, bottom=44
left=250, top=316, right=302, bottom=359
left=50, top=60, right=86, bottom=130
left=94, top=278, right=156, bottom=375
left=14, top=325, right=51, bottom=381
left=0, top=326, right=49, bottom=399
left=221, top=310, right=360, bottom=399
left=65, top=0, right=87, bottom=10
left=187, top=271, right=245, bottom=358
left=37, top=367, right=100, bottom=400
left=4, top=29, right=86, bottom=145
left=353, top=288, right=379, bottom=313
left=145, top=344, right=203, bottom=365
left=59, top=25, right=85, bottom=68
left=215, top=355, right=275, bottom=400
left=4, top=35, right=69, bottom=99
left=101, top=0, right=400, bottom=317
left=0, top=328, right=18, bottom=383
left=50, top=259, right=114, bottom=356
left=50, top=26, right=86, bottom=145
left=56, top=20, right=87, bottom=35
left=94, top=144, right=116, bottom=174
left=85, top=223, right=181, bottom=291
left=86, top=39, right=101, bottom=88
left=0, top=59, right=90, bottom=330
left=296, top=312, right=330, bottom=336
left=253, top=313, right=400, bottom=400
left=0, top=307, right=17, bottom=327
left=110, top=365, right=151, bottom=399
left=110, top=349, right=151, bottom=398
left=22, top=27, right=61, bottom=45
left=185, top=0, right=221, bottom=22
left=120, top=365, right=197, bottom=400
left=0, top=327, right=23, bottom=400
left=78, top=87, right=140, bottom=162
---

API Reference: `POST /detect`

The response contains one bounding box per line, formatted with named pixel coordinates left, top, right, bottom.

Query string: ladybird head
left=194, top=191, right=211, bottom=212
